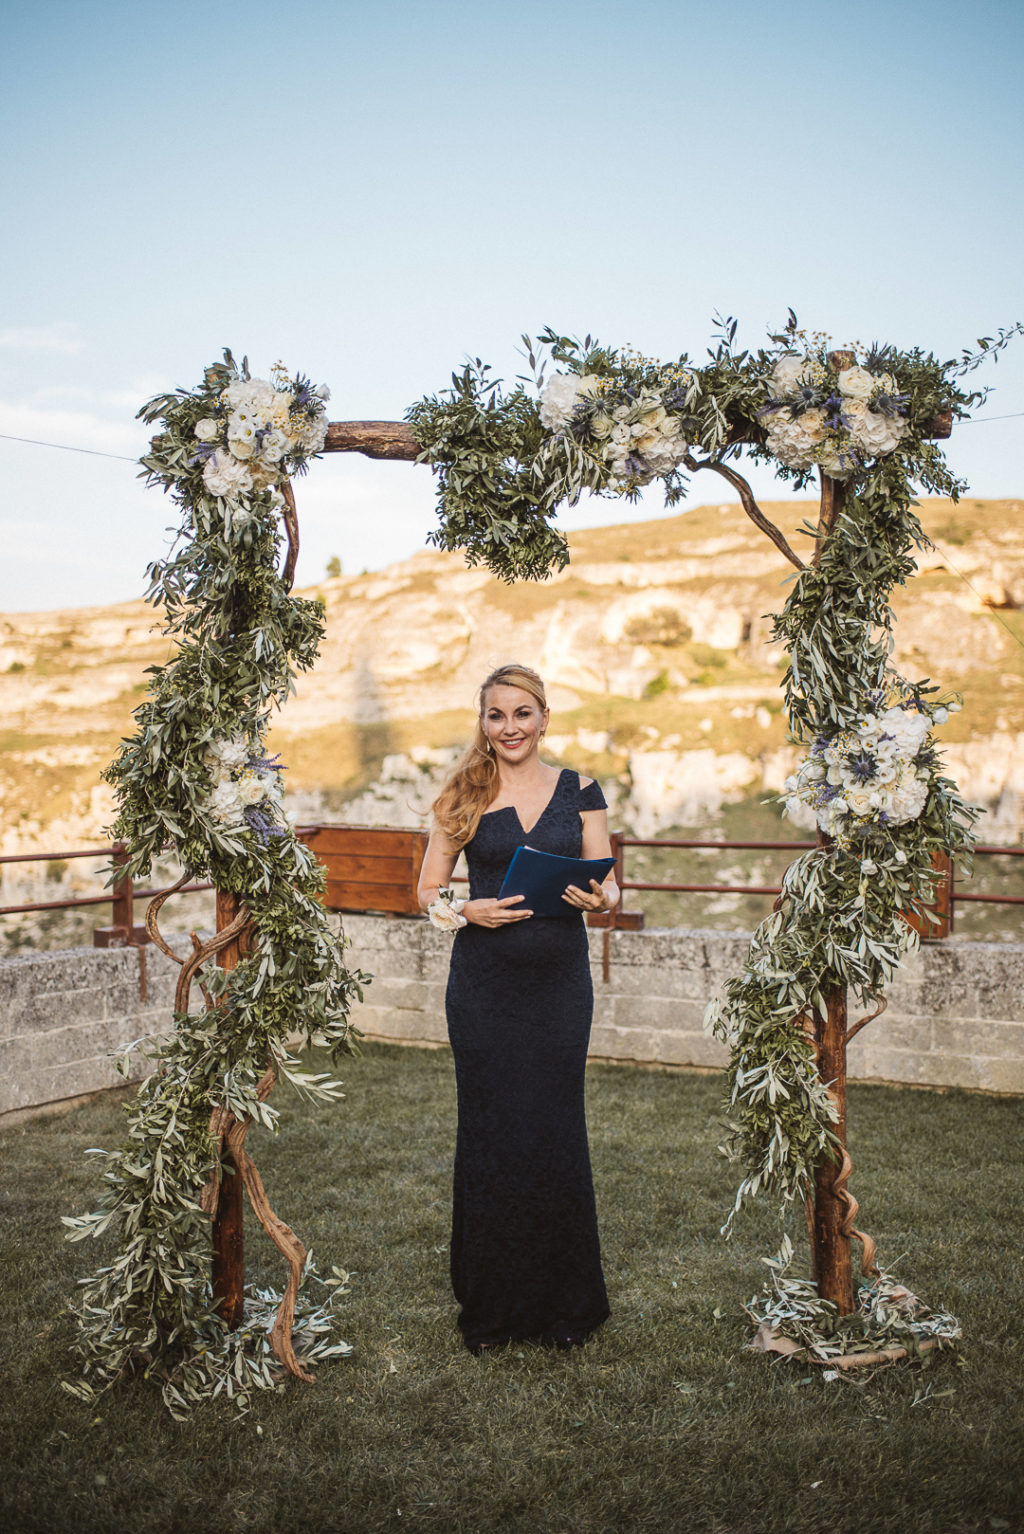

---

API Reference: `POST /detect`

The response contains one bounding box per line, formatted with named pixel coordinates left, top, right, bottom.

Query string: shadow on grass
left=1, top=1043, right=1022, bottom=1534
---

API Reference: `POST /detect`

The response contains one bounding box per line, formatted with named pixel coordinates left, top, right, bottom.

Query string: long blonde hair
left=432, top=664, right=548, bottom=848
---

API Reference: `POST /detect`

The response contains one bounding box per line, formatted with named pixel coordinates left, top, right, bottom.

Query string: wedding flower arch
left=67, top=317, right=1019, bottom=1409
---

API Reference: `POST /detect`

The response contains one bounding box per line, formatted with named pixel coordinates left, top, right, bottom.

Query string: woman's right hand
left=463, top=895, right=533, bottom=928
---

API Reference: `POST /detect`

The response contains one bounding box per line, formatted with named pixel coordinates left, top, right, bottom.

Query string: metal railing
left=614, top=838, right=1024, bottom=917
left=1, top=831, right=1021, bottom=948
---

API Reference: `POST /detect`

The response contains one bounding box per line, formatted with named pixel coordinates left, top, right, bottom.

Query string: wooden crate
left=300, top=824, right=428, bottom=916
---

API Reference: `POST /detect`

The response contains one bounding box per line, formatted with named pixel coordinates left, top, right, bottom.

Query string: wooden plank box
left=300, top=824, right=428, bottom=916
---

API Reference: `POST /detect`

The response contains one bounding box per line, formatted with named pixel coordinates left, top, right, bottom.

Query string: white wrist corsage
left=428, top=887, right=467, bottom=932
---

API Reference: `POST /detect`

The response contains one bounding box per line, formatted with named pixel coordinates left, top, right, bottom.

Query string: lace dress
left=445, top=768, right=610, bottom=1349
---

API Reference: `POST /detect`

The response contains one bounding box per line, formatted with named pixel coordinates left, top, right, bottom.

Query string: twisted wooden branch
left=846, top=995, right=887, bottom=1046
left=280, top=477, right=299, bottom=593
left=200, top=1067, right=312, bottom=1379
left=682, top=453, right=806, bottom=572
left=832, top=1147, right=880, bottom=1280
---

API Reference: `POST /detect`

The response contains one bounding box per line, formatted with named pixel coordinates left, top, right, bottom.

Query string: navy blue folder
left=496, top=845, right=617, bottom=918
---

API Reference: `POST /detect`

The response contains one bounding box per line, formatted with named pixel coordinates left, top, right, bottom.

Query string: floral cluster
left=195, top=366, right=330, bottom=503
left=539, top=362, right=692, bottom=492
left=784, top=695, right=959, bottom=837
left=427, top=885, right=467, bottom=932
left=762, top=352, right=909, bottom=478
left=203, top=733, right=291, bottom=842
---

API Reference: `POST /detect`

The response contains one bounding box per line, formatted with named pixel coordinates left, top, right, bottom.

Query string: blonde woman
left=418, top=663, right=619, bottom=1354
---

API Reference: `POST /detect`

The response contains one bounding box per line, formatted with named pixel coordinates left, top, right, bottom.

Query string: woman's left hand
left=562, top=878, right=611, bottom=913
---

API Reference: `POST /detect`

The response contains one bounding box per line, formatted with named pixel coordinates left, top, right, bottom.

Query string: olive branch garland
left=63, top=353, right=369, bottom=1416
left=410, top=317, right=1011, bottom=1342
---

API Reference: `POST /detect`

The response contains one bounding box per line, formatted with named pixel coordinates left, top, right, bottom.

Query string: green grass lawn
left=2, top=1044, right=1022, bottom=1534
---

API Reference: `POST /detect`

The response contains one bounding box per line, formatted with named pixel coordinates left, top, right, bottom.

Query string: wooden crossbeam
left=321, top=411, right=951, bottom=462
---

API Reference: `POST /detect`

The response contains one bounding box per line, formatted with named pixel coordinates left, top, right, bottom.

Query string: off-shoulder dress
left=445, top=767, right=610, bottom=1350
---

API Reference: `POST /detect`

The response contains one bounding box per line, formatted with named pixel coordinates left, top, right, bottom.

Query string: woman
left=418, top=663, right=619, bottom=1353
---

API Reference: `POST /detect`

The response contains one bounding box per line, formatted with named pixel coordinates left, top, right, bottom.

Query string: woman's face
left=481, top=684, right=549, bottom=766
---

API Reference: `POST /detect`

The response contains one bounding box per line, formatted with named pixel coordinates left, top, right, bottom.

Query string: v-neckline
left=487, top=768, right=567, bottom=837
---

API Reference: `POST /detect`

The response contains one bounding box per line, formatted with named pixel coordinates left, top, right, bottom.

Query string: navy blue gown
left=446, top=768, right=610, bottom=1349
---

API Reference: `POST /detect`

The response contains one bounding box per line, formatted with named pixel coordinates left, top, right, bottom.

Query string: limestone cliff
left=2, top=496, right=1023, bottom=856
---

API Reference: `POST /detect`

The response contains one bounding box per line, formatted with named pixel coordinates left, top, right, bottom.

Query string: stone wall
left=342, top=916, right=1024, bottom=1095
left=3, top=918, right=1023, bottom=1121
left=0, top=944, right=180, bottom=1120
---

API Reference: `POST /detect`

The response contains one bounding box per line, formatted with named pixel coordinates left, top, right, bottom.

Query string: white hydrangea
left=764, top=406, right=827, bottom=471
left=770, top=354, right=812, bottom=397
left=207, top=734, right=249, bottom=772
left=203, top=449, right=253, bottom=500
left=878, top=703, right=929, bottom=753
left=850, top=409, right=907, bottom=458
left=539, top=372, right=599, bottom=430
left=208, top=780, right=244, bottom=826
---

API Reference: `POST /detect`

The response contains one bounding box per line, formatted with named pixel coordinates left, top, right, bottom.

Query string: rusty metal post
left=211, top=889, right=246, bottom=1329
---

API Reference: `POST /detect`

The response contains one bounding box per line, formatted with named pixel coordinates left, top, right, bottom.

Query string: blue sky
left=1, top=0, right=1021, bottom=611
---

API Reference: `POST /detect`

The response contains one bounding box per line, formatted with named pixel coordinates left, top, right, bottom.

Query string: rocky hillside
left=2, top=496, right=1023, bottom=860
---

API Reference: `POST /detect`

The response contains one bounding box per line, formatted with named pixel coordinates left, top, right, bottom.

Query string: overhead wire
left=0, top=432, right=137, bottom=461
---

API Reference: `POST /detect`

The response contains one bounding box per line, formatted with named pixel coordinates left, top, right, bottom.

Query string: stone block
left=857, top=1013, right=934, bottom=1055
left=934, top=1018, right=1024, bottom=1063
left=845, top=1044, right=939, bottom=1088
left=356, top=976, right=433, bottom=1014
left=5, top=986, right=110, bottom=1035
left=608, top=995, right=709, bottom=1036
left=0, top=1054, right=137, bottom=1115
left=650, top=1030, right=729, bottom=1069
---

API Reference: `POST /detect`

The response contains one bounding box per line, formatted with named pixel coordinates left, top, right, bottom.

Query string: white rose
left=236, top=771, right=271, bottom=808
left=803, top=758, right=827, bottom=782
left=195, top=417, right=220, bottom=442
left=837, top=366, right=876, bottom=401
left=228, top=434, right=256, bottom=462
left=539, top=373, right=599, bottom=431
left=845, top=786, right=875, bottom=817
left=771, top=354, right=811, bottom=398
left=842, top=398, right=869, bottom=431
left=260, top=428, right=290, bottom=465
left=590, top=411, right=614, bottom=440
left=202, top=449, right=253, bottom=500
